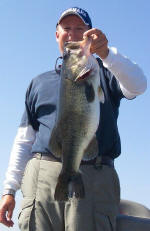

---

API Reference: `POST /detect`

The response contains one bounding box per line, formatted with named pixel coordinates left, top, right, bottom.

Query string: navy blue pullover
left=20, top=59, right=124, bottom=159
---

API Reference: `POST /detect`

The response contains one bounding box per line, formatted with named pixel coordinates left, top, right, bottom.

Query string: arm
left=102, top=47, right=147, bottom=99
left=0, top=78, right=37, bottom=227
left=83, top=29, right=147, bottom=98
left=3, top=125, right=36, bottom=196
left=0, top=125, right=36, bottom=227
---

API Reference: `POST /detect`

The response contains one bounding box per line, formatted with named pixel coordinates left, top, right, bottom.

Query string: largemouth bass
left=49, top=38, right=104, bottom=201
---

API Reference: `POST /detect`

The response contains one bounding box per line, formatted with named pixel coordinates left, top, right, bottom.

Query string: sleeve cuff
left=3, top=189, right=16, bottom=197
left=101, top=47, right=118, bottom=68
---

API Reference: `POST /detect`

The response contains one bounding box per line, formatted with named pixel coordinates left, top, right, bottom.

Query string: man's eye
left=64, top=27, right=70, bottom=31
left=77, top=27, right=84, bottom=31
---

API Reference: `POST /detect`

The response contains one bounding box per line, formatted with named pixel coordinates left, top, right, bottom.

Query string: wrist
left=97, top=48, right=109, bottom=60
left=2, top=189, right=16, bottom=197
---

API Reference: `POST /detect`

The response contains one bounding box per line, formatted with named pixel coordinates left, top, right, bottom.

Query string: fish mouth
left=75, top=69, right=92, bottom=82
left=64, top=41, right=81, bottom=51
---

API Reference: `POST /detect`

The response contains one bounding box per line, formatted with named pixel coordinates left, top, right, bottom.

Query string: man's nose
left=67, top=29, right=76, bottom=41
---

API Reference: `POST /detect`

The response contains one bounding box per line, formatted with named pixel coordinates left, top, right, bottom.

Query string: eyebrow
left=62, top=24, right=87, bottom=28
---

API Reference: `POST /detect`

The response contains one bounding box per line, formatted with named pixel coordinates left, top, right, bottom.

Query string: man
left=0, top=7, right=147, bottom=231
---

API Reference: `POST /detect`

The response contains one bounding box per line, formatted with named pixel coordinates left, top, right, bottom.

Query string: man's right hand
left=0, top=195, right=15, bottom=227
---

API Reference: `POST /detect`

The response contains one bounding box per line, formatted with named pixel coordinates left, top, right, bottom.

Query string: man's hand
left=83, top=28, right=109, bottom=59
left=0, top=195, right=15, bottom=227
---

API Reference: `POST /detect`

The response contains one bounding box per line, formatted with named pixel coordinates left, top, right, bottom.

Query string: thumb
left=7, top=203, right=14, bottom=221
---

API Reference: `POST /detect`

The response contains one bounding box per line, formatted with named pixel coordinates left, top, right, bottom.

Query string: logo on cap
left=62, top=7, right=87, bottom=18
left=57, top=7, right=92, bottom=29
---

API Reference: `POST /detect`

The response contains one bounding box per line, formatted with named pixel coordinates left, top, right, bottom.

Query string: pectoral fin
left=85, top=82, right=95, bottom=102
left=98, top=86, right=105, bottom=103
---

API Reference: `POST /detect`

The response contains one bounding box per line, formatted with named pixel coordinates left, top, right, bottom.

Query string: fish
left=49, top=37, right=105, bottom=201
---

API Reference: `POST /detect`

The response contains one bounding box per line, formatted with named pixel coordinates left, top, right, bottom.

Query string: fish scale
left=49, top=38, right=105, bottom=201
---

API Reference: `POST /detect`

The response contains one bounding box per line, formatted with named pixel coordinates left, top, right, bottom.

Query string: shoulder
left=32, top=70, right=60, bottom=84
left=25, top=70, right=60, bottom=98
left=28, top=70, right=60, bottom=89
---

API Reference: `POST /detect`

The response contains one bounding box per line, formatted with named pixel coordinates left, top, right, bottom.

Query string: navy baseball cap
left=56, top=7, right=92, bottom=29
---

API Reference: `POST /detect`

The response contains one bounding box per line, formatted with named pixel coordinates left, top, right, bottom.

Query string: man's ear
left=56, top=31, right=59, bottom=42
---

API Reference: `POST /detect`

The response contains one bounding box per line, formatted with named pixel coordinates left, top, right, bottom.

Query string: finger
left=83, top=28, right=103, bottom=38
left=7, top=203, right=14, bottom=225
left=92, top=39, right=108, bottom=49
left=91, top=40, right=108, bottom=53
left=91, top=34, right=107, bottom=46
left=7, top=206, right=13, bottom=220
left=0, top=207, right=13, bottom=227
left=0, top=208, right=7, bottom=224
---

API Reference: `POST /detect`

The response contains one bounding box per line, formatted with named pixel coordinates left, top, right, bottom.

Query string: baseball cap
left=56, top=7, right=92, bottom=29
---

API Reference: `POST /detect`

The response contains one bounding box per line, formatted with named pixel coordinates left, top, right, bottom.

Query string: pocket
left=107, top=213, right=117, bottom=231
left=18, top=198, right=35, bottom=230
left=21, top=158, right=40, bottom=198
left=21, top=159, right=31, bottom=189
left=95, top=212, right=116, bottom=231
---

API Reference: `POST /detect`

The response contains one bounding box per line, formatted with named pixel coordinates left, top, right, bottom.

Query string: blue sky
left=0, top=0, right=149, bottom=230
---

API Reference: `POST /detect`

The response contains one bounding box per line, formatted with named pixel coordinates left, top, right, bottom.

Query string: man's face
left=56, top=15, right=89, bottom=54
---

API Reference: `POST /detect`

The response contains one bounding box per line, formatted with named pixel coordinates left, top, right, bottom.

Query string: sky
left=0, top=0, right=149, bottom=230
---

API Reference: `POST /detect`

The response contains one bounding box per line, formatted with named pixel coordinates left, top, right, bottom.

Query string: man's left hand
left=83, top=28, right=109, bottom=59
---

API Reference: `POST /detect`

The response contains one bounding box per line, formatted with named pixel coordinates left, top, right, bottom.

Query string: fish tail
left=68, top=173, right=85, bottom=199
left=54, top=173, right=69, bottom=201
left=54, top=172, right=85, bottom=201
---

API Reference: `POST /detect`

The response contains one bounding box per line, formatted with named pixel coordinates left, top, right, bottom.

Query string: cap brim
left=57, top=12, right=90, bottom=27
